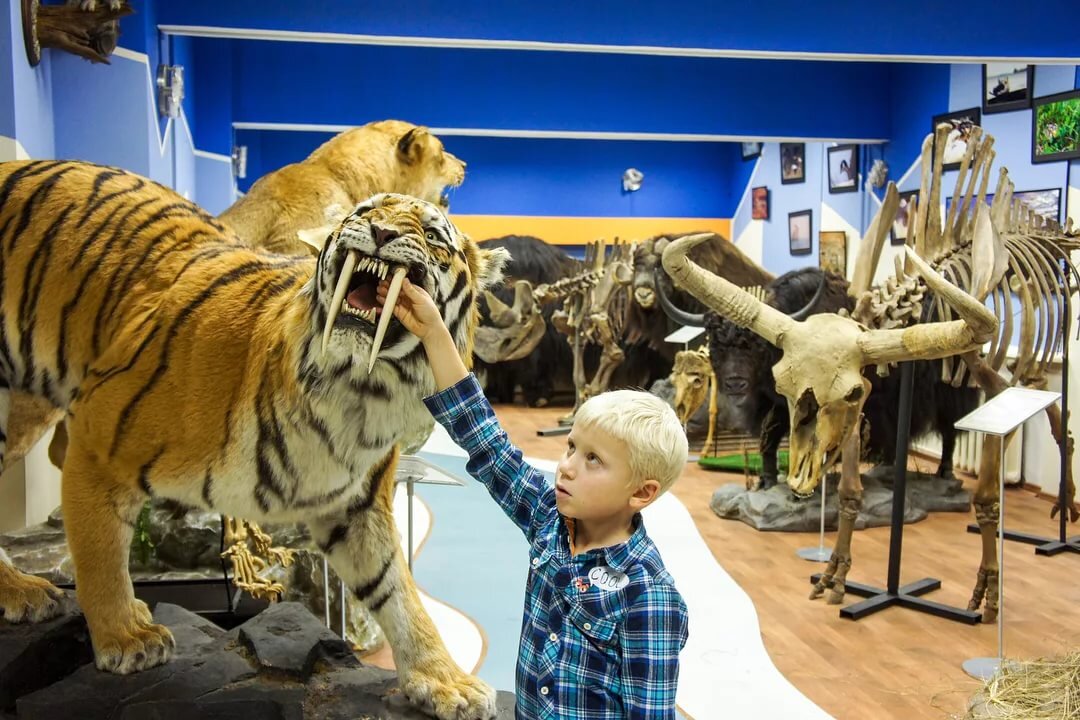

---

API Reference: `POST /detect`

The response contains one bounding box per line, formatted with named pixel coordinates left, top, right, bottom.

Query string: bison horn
left=661, top=233, right=794, bottom=347
left=786, top=272, right=828, bottom=321
left=858, top=248, right=997, bottom=366
left=656, top=273, right=706, bottom=327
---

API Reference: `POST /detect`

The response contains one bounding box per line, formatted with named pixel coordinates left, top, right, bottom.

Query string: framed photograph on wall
left=741, top=142, right=762, bottom=160
left=819, top=231, right=847, bottom=277
left=946, top=188, right=1062, bottom=224
left=827, top=144, right=859, bottom=193
left=932, top=107, right=981, bottom=171
left=1032, top=89, right=1080, bottom=164
left=788, top=210, right=812, bottom=255
left=890, top=190, right=918, bottom=246
left=780, top=143, right=805, bottom=184
left=751, top=186, right=770, bottom=220
left=982, top=63, right=1034, bottom=114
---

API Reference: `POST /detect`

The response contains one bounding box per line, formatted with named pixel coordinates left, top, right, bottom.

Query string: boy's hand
left=376, top=277, right=444, bottom=341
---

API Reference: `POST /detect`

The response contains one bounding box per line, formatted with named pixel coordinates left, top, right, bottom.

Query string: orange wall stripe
left=449, top=215, right=732, bottom=245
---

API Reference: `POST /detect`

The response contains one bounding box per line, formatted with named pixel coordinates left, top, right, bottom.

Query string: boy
left=378, top=278, right=689, bottom=719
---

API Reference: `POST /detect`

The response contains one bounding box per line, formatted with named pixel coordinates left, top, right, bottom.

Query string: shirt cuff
left=423, top=373, right=485, bottom=423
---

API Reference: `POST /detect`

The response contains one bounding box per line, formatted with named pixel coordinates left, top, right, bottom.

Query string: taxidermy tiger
left=219, top=119, right=467, bottom=256
left=0, top=160, right=506, bottom=720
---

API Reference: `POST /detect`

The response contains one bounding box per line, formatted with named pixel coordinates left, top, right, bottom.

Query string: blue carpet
left=413, top=451, right=536, bottom=692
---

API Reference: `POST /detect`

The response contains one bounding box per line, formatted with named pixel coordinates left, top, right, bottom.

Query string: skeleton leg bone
left=810, top=428, right=862, bottom=605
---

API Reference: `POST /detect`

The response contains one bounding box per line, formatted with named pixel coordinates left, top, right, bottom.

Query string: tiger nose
left=371, top=223, right=398, bottom=247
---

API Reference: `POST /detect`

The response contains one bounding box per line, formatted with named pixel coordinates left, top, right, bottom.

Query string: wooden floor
left=496, top=403, right=1080, bottom=720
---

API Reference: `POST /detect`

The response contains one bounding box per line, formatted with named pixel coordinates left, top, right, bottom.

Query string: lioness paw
left=93, top=621, right=175, bottom=674
left=403, top=669, right=497, bottom=720
left=0, top=570, right=65, bottom=623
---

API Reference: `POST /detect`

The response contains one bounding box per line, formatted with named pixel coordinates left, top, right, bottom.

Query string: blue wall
left=157, top=1, right=1080, bottom=60
left=237, top=130, right=749, bottom=219
left=222, top=40, right=892, bottom=142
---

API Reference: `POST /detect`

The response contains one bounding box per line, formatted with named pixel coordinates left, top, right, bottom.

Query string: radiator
left=913, top=429, right=1023, bottom=483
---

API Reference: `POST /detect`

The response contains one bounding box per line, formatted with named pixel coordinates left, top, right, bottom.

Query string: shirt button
left=549, top=632, right=558, bottom=642
left=583, top=622, right=592, bottom=631
left=532, top=558, right=540, bottom=567
left=540, top=686, right=550, bottom=696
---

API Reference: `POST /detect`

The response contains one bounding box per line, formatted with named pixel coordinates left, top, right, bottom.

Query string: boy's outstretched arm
left=377, top=278, right=553, bottom=541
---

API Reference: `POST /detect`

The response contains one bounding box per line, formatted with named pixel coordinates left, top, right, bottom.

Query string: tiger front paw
left=402, top=666, right=497, bottom=720
left=0, top=568, right=65, bottom=623
left=91, top=612, right=175, bottom=674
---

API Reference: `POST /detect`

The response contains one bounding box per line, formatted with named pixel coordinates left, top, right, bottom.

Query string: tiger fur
left=0, top=160, right=506, bottom=720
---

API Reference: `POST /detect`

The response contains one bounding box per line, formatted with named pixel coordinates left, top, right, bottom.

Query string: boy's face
left=555, top=424, right=638, bottom=520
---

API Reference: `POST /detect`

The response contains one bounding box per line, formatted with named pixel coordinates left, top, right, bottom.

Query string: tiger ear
left=474, top=246, right=510, bottom=290
left=397, top=126, right=430, bottom=165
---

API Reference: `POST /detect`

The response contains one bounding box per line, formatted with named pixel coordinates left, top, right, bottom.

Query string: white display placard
left=953, top=387, right=1060, bottom=437
left=665, top=325, right=706, bottom=345
left=395, top=454, right=467, bottom=486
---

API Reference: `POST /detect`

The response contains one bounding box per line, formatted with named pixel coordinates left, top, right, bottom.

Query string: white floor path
left=412, top=423, right=833, bottom=719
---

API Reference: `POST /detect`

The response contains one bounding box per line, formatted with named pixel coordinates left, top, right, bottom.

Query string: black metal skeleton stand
left=811, top=362, right=981, bottom=623
left=964, top=281, right=1080, bottom=556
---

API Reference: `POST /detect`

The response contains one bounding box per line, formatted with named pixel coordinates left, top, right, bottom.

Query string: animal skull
left=663, top=234, right=997, bottom=497
left=473, top=280, right=546, bottom=363
left=671, top=349, right=712, bottom=424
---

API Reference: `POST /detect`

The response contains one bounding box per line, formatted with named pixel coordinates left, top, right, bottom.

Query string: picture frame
left=982, top=63, right=1034, bottom=114
left=932, top=107, right=981, bottom=171
left=890, top=190, right=918, bottom=246
left=946, top=188, right=1062, bottom=224
left=827, top=144, right=859, bottom=194
left=1032, top=89, right=1080, bottom=164
left=780, top=143, right=805, bottom=184
left=741, top=142, right=762, bottom=160
left=788, top=209, right=812, bottom=256
left=819, top=230, right=847, bottom=276
left=751, top=186, right=770, bottom=220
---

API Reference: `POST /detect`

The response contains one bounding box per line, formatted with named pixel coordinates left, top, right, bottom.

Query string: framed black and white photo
left=982, top=63, right=1034, bottom=114
left=890, top=190, right=918, bottom=246
left=932, top=107, right=981, bottom=171
left=780, top=143, right=805, bottom=184
left=741, top=142, right=762, bottom=160
left=788, top=209, right=812, bottom=255
left=827, top=144, right=858, bottom=194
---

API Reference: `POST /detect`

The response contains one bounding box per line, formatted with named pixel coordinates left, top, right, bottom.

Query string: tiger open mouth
left=321, top=249, right=427, bottom=372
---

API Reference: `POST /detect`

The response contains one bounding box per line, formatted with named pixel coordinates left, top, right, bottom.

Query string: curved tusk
left=656, top=274, right=706, bottom=327
left=661, top=233, right=793, bottom=346
left=322, top=250, right=358, bottom=357
left=786, top=271, right=827, bottom=321
left=368, top=267, right=408, bottom=373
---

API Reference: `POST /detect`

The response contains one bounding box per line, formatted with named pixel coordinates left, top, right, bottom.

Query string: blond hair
left=573, top=389, right=688, bottom=493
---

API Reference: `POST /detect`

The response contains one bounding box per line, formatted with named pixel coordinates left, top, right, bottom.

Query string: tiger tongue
left=346, top=284, right=376, bottom=311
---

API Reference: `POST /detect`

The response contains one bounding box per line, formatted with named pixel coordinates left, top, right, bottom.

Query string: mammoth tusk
left=786, top=271, right=827, bottom=321
left=368, top=267, right=408, bottom=373
left=661, top=233, right=793, bottom=346
left=322, top=250, right=358, bottom=357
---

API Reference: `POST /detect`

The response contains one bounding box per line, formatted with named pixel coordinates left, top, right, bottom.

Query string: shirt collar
left=562, top=513, right=649, bottom=572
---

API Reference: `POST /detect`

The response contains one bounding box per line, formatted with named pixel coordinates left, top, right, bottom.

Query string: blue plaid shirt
left=424, top=374, right=689, bottom=720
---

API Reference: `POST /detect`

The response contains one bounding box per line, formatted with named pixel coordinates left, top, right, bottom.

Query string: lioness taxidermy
left=0, top=159, right=506, bottom=720
left=219, top=119, right=467, bottom=255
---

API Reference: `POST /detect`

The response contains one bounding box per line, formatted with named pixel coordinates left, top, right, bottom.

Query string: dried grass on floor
left=967, top=651, right=1080, bottom=719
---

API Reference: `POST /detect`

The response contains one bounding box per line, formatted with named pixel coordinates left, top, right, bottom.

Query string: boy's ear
left=629, top=479, right=661, bottom=510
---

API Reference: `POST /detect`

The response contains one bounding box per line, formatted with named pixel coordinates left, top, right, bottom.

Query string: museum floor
left=367, top=403, right=1080, bottom=720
